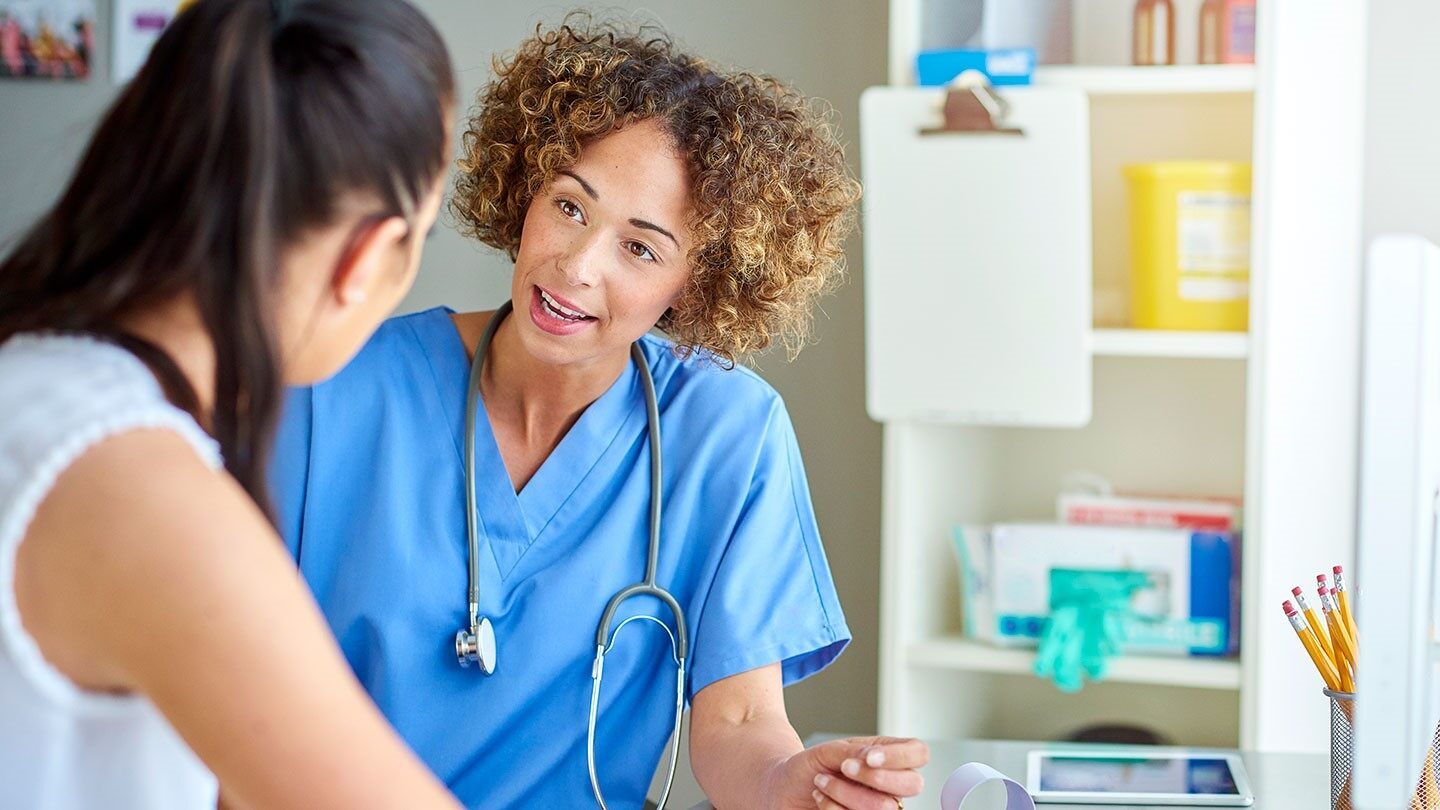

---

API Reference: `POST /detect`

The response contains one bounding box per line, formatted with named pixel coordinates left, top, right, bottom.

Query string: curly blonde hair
left=451, top=18, right=862, bottom=365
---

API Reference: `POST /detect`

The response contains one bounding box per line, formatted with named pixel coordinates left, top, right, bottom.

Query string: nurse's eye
left=555, top=198, right=585, bottom=224
left=624, top=241, right=658, bottom=263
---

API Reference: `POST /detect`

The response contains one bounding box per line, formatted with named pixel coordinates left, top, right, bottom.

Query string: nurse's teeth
left=540, top=290, right=588, bottom=320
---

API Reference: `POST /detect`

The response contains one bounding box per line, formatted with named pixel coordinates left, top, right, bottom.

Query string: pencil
left=1293, top=586, right=1335, bottom=666
left=1320, top=580, right=1358, bottom=670
left=1283, top=600, right=1341, bottom=691
left=1333, top=566, right=1359, bottom=651
left=1325, top=602, right=1356, bottom=691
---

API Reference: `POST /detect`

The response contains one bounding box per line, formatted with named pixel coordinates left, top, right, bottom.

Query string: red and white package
left=1058, top=492, right=1241, bottom=531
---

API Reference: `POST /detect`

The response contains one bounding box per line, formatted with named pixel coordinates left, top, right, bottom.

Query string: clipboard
left=860, top=77, right=1093, bottom=426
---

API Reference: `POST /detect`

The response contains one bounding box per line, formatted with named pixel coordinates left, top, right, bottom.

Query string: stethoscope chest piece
left=455, top=616, right=496, bottom=675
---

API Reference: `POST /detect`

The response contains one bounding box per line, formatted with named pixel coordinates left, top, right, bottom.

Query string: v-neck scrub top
left=271, top=307, right=850, bottom=808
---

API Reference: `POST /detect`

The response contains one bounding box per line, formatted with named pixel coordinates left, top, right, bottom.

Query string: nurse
left=273, top=19, right=926, bottom=810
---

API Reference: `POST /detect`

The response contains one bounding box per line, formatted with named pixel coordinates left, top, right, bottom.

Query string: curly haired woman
left=271, top=19, right=927, bottom=810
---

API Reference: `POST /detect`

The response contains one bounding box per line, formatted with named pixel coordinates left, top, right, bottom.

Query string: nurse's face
left=509, top=119, right=693, bottom=370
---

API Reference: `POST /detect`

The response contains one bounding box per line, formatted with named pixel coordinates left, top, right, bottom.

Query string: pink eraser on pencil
left=1282, top=600, right=1296, bottom=614
left=1292, top=586, right=1303, bottom=597
left=1334, top=565, right=1344, bottom=575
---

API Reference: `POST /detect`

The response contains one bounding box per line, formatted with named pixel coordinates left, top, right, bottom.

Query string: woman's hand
left=767, top=736, right=928, bottom=810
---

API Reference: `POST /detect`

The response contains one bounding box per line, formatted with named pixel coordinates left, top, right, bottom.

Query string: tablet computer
left=1026, top=748, right=1256, bottom=806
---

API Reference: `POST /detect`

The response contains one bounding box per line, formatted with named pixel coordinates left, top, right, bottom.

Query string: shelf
left=908, top=637, right=1242, bottom=690
left=1091, top=329, right=1249, bottom=360
left=1033, top=65, right=1256, bottom=95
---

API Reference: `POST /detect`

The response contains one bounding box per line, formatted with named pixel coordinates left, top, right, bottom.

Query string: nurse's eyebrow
left=559, top=170, right=598, bottom=200
left=629, top=218, right=679, bottom=248
left=560, top=169, right=679, bottom=248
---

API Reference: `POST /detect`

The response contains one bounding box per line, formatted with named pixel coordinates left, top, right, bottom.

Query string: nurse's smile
left=529, top=285, right=596, bottom=336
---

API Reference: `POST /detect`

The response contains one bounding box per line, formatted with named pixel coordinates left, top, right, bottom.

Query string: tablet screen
left=1038, top=756, right=1242, bottom=795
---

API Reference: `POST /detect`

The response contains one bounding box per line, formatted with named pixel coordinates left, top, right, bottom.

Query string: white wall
left=1364, top=0, right=1440, bottom=243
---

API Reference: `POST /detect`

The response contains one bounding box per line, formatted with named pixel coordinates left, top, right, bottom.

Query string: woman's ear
left=330, top=216, right=411, bottom=306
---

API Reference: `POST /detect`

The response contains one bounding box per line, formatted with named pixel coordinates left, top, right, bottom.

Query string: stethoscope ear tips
left=456, top=617, right=497, bottom=675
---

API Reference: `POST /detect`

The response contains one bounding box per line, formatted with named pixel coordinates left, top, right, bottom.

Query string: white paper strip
left=939, top=762, right=1036, bottom=810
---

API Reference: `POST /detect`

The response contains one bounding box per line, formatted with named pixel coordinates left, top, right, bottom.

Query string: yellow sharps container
left=1124, top=161, right=1252, bottom=331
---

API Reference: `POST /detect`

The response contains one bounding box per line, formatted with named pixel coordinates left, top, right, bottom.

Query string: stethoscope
left=452, top=301, right=688, bottom=809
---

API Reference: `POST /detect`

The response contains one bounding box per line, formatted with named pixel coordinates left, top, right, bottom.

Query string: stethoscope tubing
left=460, top=302, right=689, bottom=808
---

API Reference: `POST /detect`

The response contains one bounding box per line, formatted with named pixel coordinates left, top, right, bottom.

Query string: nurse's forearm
left=689, top=664, right=803, bottom=810
left=692, top=713, right=802, bottom=809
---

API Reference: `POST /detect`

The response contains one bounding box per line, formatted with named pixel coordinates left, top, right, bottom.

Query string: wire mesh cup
left=1419, top=721, right=1440, bottom=810
left=1326, top=689, right=1356, bottom=810
left=1328, top=688, right=1440, bottom=810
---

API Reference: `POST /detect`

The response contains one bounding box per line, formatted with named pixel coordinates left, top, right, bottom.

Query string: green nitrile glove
left=1035, top=603, right=1085, bottom=691
left=1034, top=569, right=1152, bottom=692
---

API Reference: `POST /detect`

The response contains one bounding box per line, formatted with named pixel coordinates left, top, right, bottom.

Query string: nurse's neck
left=472, top=314, right=629, bottom=491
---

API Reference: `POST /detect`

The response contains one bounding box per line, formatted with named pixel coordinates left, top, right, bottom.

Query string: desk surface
left=691, top=737, right=1329, bottom=809
left=905, top=739, right=1325, bottom=808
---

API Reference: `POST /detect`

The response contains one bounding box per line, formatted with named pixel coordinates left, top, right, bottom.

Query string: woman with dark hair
left=274, top=19, right=927, bottom=810
left=0, top=1, right=464, bottom=807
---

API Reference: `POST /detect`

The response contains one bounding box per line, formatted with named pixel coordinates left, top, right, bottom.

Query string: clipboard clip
left=920, top=69, right=1024, bottom=137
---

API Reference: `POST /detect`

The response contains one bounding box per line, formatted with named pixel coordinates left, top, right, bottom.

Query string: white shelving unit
left=908, top=637, right=1243, bottom=691
left=1032, top=64, right=1255, bottom=95
left=868, top=1, right=1366, bottom=754
left=1091, top=329, right=1249, bottom=360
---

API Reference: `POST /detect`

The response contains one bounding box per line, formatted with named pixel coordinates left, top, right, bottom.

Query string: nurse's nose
left=558, top=229, right=605, bottom=288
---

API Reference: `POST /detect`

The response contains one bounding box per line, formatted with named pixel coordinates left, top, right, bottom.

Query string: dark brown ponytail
left=0, top=0, right=454, bottom=518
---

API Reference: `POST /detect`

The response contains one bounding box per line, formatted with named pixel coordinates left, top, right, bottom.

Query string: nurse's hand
left=787, top=736, right=928, bottom=810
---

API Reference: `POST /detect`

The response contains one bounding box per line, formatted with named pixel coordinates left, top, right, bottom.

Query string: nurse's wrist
left=760, top=753, right=794, bottom=810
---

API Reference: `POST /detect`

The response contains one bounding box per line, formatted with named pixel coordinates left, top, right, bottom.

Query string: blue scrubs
left=271, top=307, right=850, bottom=808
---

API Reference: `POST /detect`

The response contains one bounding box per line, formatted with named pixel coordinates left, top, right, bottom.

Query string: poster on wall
left=0, top=0, right=96, bottom=79
left=111, top=0, right=182, bottom=83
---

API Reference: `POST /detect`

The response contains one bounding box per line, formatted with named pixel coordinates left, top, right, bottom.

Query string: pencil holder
left=1325, top=688, right=1356, bottom=810
left=1327, top=688, right=1440, bottom=810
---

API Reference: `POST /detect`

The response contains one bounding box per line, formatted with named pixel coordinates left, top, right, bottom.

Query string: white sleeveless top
left=0, top=333, right=220, bottom=809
